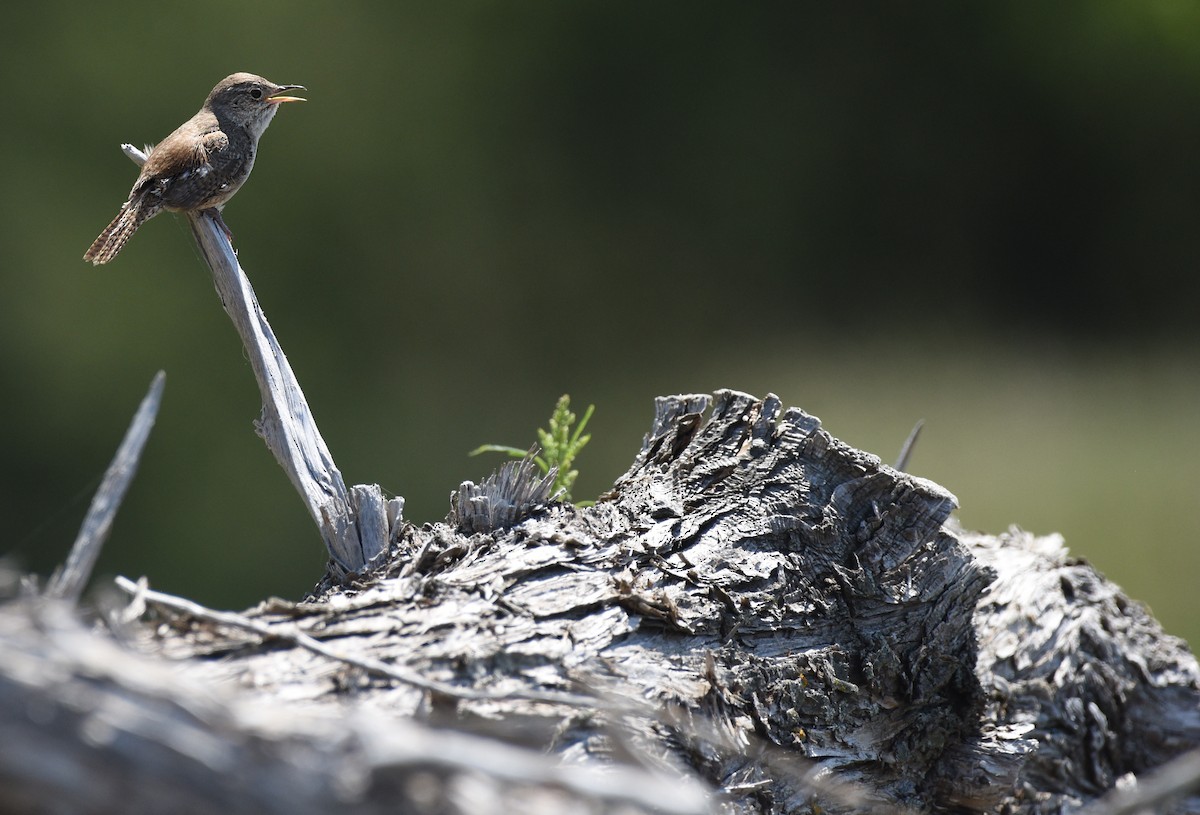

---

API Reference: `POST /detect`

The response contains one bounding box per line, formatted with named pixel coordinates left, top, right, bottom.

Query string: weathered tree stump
left=2, top=389, right=1196, bottom=814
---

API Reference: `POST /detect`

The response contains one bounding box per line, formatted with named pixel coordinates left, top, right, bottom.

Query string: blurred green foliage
left=2, top=2, right=1198, bottom=643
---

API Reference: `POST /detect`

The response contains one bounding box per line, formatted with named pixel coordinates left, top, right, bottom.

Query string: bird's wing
left=134, top=127, right=222, bottom=185
left=196, top=130, right=230, bottom=163
left=134, top=127, right=238, bottom=211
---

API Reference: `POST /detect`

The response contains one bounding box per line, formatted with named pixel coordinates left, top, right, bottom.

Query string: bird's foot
left=204, top=208, right=235, bottom=243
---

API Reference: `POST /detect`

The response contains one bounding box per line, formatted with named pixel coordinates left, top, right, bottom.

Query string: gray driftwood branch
left=4, top=389, right=1198, bottom=814
left=118, top=144, right=398, bottom=577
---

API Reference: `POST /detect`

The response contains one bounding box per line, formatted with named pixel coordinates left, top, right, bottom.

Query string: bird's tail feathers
left=83, top=201, right=155, bottom=265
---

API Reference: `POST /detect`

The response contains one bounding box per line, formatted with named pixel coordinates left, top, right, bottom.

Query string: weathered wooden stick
left=119, top=145, right=398, bottom=576
left=893, top=418, right=924, bottom=471
left=45, top=371, right=165, bottom=602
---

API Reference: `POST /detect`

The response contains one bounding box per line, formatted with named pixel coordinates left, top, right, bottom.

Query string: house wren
left=84, top=73, right=305, bottom=265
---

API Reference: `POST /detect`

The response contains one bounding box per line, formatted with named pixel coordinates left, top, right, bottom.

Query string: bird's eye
left=250, top=87, right=263, bottom=100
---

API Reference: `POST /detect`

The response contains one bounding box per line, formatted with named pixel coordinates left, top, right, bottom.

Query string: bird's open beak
left=268, top=85, right=306, bottom=104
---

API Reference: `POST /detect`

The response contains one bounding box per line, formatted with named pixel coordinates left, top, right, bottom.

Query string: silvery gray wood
left=7, top=390, right=1193, bottom=814
left=119, top=144, right=396, bottom=575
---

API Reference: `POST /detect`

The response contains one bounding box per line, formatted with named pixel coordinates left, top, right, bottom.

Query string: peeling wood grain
left=4, top=390, right=1198, bottom=814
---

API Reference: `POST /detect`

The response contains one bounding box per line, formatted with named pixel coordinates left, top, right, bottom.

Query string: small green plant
left=470, top=395, right=594, bottom=503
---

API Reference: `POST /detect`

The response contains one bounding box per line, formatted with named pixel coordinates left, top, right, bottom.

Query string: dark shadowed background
left=3, top=2, right=1198, bottom=643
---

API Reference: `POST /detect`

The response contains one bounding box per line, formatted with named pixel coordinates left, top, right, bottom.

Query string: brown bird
left=84, top=73, right=305, bottom=265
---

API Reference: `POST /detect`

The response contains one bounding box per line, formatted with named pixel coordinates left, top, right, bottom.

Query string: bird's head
left=207, top=73, right=306, bottom=139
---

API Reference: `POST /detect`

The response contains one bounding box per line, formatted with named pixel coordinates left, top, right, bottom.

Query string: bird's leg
left=204, top=208, right=235, bottom=243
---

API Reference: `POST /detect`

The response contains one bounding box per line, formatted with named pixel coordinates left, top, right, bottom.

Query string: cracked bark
left=2, top=390, right=1197, bottom=814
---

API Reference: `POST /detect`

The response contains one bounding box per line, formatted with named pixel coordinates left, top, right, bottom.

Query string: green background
left=4, top=3, right=1198, bottom=644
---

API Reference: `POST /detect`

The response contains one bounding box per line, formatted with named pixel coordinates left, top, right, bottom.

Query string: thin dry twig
left=893, top=418, right=924, bottom=472
left=46, top=371, right=165, bottom=602
left=112, top=576, right=593, bottom=708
